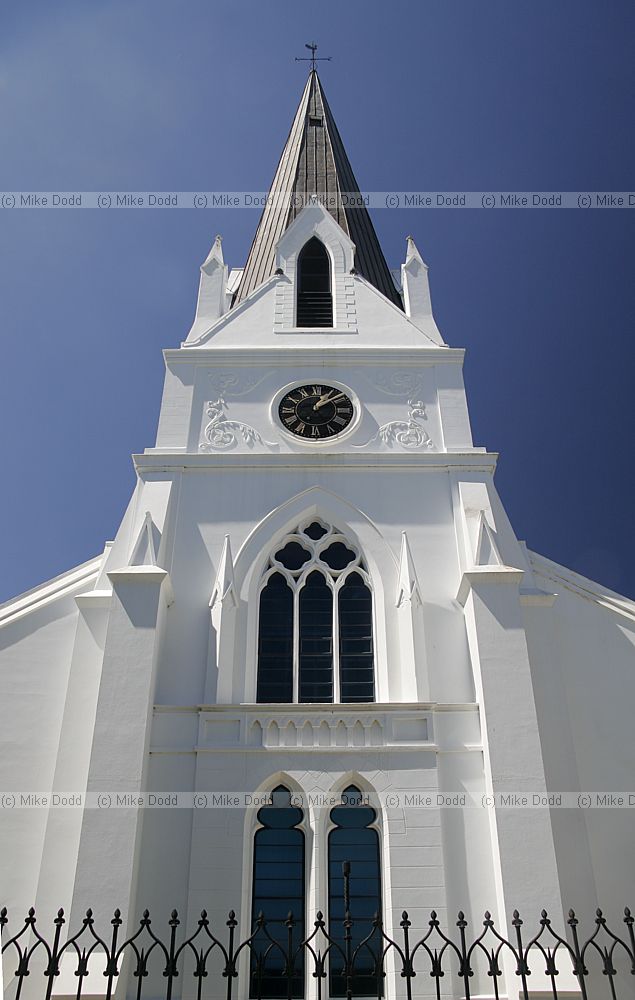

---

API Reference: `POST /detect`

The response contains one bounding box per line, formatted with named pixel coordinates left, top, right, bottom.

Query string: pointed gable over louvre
left=234, top=70, right=402, bottom=308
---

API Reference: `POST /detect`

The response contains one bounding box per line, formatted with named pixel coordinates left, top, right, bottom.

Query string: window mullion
left=293, top=581, right=300, bottom=703
left=333, top=576, right=341, bottom=703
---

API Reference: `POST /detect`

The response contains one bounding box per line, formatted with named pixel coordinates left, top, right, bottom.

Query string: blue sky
left=0, top=0, right=634, bottom=602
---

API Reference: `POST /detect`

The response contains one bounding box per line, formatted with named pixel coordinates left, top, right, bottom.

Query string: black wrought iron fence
left=2, top=901, right=635, bottom=1000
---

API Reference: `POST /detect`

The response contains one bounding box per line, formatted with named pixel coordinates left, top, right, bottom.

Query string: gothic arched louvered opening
left=296, top=237, right=333, bottom=327
left=299, top=571, right=333, bottom=702
left=251, top=786, right=305, bottom=998
left=256, top=573, right=294, bottom=703
left=338, top=572, right=374, bottom=702
left=328, top=785, right=382, bottom=997
left=256, top=522, right=375, bottom=704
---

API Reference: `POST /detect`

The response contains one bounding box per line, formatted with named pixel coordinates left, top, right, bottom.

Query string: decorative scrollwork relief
left=207, top=370, right=272, bottom=397
left=367, top=370, right=425, bottom=397
left=199, top=398, right=278, bottom=452
left=352, top=400, right=434, bottom=451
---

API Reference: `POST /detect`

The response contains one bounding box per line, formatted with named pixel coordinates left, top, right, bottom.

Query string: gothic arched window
left=296, top=237, right=333, bottom=327
left=251, top=786, right=305, bottom=998
left=328, top=786, right=382, bottom=997
left=256, top=522, right=375, bottom=704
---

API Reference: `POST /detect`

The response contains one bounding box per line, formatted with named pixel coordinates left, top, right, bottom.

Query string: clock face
left=278, top=384, right=355, bottom=440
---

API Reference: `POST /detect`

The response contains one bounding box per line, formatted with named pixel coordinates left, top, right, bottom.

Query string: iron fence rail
left=2, top=903, right=635, bottom=1000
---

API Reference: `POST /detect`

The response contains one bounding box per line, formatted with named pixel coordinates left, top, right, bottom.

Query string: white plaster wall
left=159, top=356, right=467, bottom=458
left=0, top=592, right=82, bottom=917
left=525, top=560, right=635, bottom=915
left=147, top=465, right=474, bottom=709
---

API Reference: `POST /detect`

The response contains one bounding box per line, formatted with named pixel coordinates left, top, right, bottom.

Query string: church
left=1, top=68, right=635, bottom=999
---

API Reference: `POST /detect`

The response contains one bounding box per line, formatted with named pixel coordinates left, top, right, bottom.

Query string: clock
left=278, top=384, right=355, bottom=440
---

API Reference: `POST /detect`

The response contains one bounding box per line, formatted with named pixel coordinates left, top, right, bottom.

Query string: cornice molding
left=456, top=566, right=525, bottom=606
left=107, top=565, right=175, bottom=606
left=528, top=549, right=635, bottom=621
left=0, top=556, right=102, bottom=629
left=133, top=450, right=498, bottom=474
left=163, top=346, right=466, bottom=367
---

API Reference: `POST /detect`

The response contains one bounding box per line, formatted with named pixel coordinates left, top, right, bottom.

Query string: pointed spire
left=202, top=234, right=225, bottom=271
left=474, top=513, right=502, bottom=567
left=129, top=512, right=159, bottom=567
left=396, top=531, right=423, bottom=607
left=185, top=236, right=228, bottom=342
left=401, top=237, right=445, bottom=345
left=210, top=535, right=237, bottom=609
left=234, top=71, right=401, bottom=308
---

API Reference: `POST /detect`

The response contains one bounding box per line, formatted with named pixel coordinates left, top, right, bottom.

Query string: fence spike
left=2, top=901, right=634, bottom=999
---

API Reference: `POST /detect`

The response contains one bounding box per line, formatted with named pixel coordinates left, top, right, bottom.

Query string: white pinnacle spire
left=396, top=531, right=423, bottom=607
left=185, top=235, right=229, bottom=342
left=474, top=512, right=503, bottom=567
left=203, top=235, right=224, bottom=270
left=128, top=511, right=159, bottom=567
left=401, top=236, right=445, bottom=345
left=210, top=535, right=237, bottom=609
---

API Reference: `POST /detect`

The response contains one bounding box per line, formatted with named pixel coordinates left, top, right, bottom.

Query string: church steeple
left=234, top=70, right=402, bottom=308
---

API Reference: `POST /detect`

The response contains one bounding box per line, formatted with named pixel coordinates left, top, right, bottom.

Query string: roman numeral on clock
left=278, top=385, right=355, bottom=440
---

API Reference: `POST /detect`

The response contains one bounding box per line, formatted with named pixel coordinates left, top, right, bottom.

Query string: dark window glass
left=328, top=786, right=382, bottom=997
left=299, top=571, right=333, bottom=703
left=338, top=573, right=375, bottom=703
left=297, top=237, right=333, bottom=327
left=320, top=541, right=356, bottom=571
left=257, top=574, right=293, bottom=703
left=303, top=521, right=328, bottom=541
left=251, top=787, right=304, bottom=998
left=274, top=540, right=311, bottom=571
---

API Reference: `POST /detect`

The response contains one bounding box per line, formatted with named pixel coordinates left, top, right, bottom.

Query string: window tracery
left=256, top=521, right=375, bottom=704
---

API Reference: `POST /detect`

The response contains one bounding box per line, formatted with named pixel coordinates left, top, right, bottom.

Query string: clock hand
left=315, top=391, right=345, bottom=410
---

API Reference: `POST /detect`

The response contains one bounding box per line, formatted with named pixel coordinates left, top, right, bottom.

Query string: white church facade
left=1, top=70, right=635, bottom=999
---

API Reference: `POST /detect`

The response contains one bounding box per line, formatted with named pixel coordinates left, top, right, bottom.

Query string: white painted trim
left=165, top=347, right=466, bottom=365
left=153, top=702, right=479, bottom=712
left=133, top=451, right=499, bottom=473
left=0, top=555, right=101, bottom=627
left=528, top=549, right=635, bottom=619
left=456, top=567, right=525, bottom=607
left=181, top=274, right=279, bottom=346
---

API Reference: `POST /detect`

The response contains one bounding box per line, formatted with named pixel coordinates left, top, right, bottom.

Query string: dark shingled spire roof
left=234, top=70, right=402, bottom=308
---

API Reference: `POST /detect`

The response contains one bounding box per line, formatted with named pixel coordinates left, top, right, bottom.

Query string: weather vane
left=295, top=42, right=331, bottom=72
